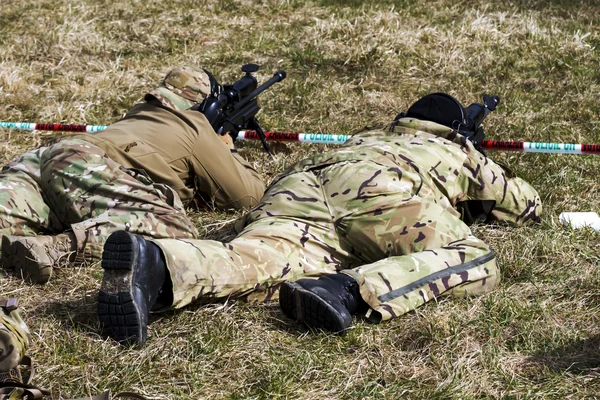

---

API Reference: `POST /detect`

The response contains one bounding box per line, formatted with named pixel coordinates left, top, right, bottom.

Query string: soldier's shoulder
left=349, top=121, right=391, bottom=135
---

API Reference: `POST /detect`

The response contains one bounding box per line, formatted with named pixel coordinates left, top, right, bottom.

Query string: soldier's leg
left=40, top=139, right=199, bottom=260
left=97, top=171, right=347, bottom=345
left=101, top=217, right=347, bottom=344
left=279, top=160, right=497, bottom=330
left=153, top=216, right=346, bottom=309
left=338, top=193, right=498, bottom=323
left=153, top=169, right=351, bottom=308
left=342, top=236, right=497, bottom=322
left=0, top=149, right=73, bottom=283
left=0, top=147, right=65, bottom=244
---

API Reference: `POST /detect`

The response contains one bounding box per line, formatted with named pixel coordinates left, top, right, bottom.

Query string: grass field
left=1, top=0, right=600, bottom=398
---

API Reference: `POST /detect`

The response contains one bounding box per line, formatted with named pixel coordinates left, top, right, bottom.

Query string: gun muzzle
left=234, top=70, right=287, bottom=110
left=484, top=95, right=500, bottom=111
left=273, top=70, right=287, bottom=82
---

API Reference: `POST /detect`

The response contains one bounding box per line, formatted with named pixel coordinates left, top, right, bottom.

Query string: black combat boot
left=97, top=231, right=170, bottom=346
left=279, top=274, right=367, bottom=333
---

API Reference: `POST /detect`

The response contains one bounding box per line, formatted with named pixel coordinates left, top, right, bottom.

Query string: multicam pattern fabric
left=0, top=299, right=29, bottom=374
left=0, top=139, right=199, bottom=261
left=153, top=118, right=541, bottom=322
left=145, top=66, right=212, bottom=111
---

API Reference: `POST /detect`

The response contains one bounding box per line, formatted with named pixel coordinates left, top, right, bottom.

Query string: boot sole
left=97, top=231, right=146, bottom=346
left=1, top=236, right=52, bottom=284
left=279, top=282, right=351, bottom=333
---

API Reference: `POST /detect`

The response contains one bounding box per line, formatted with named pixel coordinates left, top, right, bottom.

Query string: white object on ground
left=558, top=212, right=600, bottom=231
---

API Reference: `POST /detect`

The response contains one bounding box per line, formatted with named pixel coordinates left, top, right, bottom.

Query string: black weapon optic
left=459, top=94, right=500, bottom=154
left=463, top=94, right=500, bottom=133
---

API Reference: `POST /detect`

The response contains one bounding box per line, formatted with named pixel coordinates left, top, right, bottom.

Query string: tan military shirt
left=69, top=102, right=265, bottom=210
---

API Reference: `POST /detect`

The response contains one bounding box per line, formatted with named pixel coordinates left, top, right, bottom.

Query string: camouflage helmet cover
left=145, top=66, right=213, bottom=111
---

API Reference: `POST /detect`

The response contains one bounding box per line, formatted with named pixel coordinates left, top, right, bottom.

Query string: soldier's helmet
left=145, top=66, right=219, bottom=111
left=0, top=298, right=30, bottom=376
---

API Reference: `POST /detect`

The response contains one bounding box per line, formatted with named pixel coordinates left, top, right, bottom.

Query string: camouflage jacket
left=274, top=118, right=542, bottom=225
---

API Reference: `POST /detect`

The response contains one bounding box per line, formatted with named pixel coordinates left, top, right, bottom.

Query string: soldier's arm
left=191, top=135, right=266, bottom=210
left=463, top=153, right=542, bottom=225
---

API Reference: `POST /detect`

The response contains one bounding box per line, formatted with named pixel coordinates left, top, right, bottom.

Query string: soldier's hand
left=219, top=133, right=235, bottom=149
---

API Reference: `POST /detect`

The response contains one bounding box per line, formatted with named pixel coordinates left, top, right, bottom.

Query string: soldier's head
left=145, top=66, right=220, bottom=111
left=398, top=92, right=466, bottom=130
left=397, top=92, right=499, bottom=155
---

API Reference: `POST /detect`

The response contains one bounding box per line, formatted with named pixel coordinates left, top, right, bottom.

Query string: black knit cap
left=402, top=92, right=465, bottom=129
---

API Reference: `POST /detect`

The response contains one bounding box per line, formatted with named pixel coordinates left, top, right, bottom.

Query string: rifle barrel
left=233, top=71, right=286, bottom=110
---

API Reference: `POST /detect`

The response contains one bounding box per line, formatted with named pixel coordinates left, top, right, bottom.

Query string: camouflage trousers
left=0, top=139, right=198, bottom=260
left=153, top=159, right=498, bottom=322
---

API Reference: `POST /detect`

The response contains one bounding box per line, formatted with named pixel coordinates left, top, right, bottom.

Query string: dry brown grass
left=2, top=0, right=600, bottom=398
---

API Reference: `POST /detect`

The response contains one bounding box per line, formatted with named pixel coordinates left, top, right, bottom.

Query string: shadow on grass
left=260, top=303, right=329, bottom=335
left=28, top=293, right=98, bottom=331
left=527, top=334, right=600, bottom=373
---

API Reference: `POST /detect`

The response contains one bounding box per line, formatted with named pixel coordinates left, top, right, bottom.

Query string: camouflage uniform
left=0, top=139, right=199, bottom=259
left=0, top=298, right=29, bottom=376
left=151, top=118, right=541, bottom=323
left=0, top=66, right=265, bottom=264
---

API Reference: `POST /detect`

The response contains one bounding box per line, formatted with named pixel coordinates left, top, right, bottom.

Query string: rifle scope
left=223, top=64, right=260, bottom=103
left=233, top=69, right=287, bottom=110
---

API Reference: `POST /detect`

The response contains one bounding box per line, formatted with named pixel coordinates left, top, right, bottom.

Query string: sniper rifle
left=193, top=64, right=286, bottom=155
